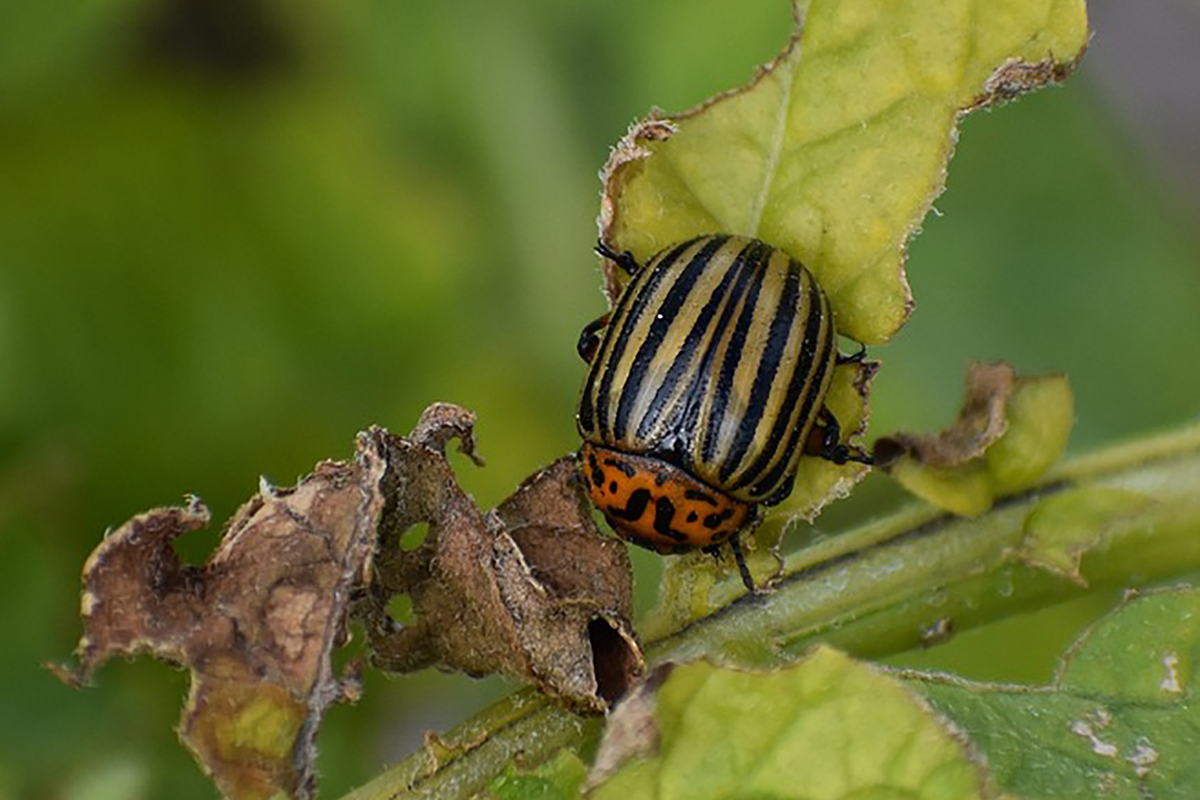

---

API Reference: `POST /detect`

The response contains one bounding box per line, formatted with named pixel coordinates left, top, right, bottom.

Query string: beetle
left=576, top=234, right=871, bottom=590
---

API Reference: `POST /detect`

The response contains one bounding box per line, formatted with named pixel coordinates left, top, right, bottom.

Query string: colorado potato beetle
left=576, top=234, right=871, bottom=589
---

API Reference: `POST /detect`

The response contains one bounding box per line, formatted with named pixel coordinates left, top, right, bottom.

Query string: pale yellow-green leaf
left=889, top=460, right=995, bottom=516
left=604, top=0, right=1088, bottom=344
left=986, top=374, right=1075, bottom=493
left=598, top=0, right=1086, bottom=540
left=912, top=587, right=1200, bottom=797
left=589, top=646, right=991, bottom=800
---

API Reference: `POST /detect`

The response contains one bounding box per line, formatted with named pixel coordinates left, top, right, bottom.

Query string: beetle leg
left=702, top=538, right=758, bottom=592
left=595, top=240, right=641, bottom=276
left=727, top=536, right=757, bottom=593
left=577, top=312, right=611, bottom=363
left=807, top=407, right=874, bottom=466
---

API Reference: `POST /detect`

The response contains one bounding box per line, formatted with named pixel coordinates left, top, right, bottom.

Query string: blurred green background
left=2, top=0, right=1197, bottom=797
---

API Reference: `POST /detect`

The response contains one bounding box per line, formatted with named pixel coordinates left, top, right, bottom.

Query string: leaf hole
left=588, top=617, right=640, bottom=708
left=399, top=522, right=428, bottom=552
left=386, top=593, right=415, bottom=626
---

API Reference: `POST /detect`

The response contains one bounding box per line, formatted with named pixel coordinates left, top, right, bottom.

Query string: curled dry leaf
left=876, top=361, right=1015, bottom=469
left=874, top=362, right=1074, bottom=515
left=49, top=443, right=386, bottom=800
left=51, top=403, right=643, bottom=799
left=359, top=404, right=644, bottom=715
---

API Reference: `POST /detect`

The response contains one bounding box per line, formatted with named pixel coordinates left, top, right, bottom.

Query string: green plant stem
left=339, top=424, right=1200, bottom=800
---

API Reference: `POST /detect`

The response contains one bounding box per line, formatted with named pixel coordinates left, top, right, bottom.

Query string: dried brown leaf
left=51, top=442, right=385, bottom=800
left=360, top=406, right=644, bottom=715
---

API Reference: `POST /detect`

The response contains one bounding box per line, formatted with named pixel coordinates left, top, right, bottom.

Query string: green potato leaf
left=488, top=751, right=588, bottom=800
left=909, top=587, right=1200, bottom=797
left=1019, top=486, right=1156, bottom=585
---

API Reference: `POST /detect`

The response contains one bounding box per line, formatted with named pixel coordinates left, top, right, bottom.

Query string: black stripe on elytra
left=747, top=286, right=835, bottom=501
left=652, top=240, right=768, bottom=471
left=700, top=240, right=773, bottom=467
left=610, top=235, right=730, bottom=442
left=718, top=254, right=802, bottom=483
left=578, top=263, right=649, bottom=436
left=588, top=238, right=698, bottom=439
left=634, top=238, right=756, bottom=446
left=580, top=289, right=640, bottom=436
left=732, top=268, right=829, bottom=494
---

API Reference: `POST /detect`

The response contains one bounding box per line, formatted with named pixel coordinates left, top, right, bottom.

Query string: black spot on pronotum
left=684, top=489, right=718, bottom=505
left=604, top=458, right=637, bottom=478
left=703, top=509, right=734, bottom=529
left=652, top=497, right=687, bottom=541
left=609, top=488, right=651, bottom=521
left=588, top=453, right=605, bottom=487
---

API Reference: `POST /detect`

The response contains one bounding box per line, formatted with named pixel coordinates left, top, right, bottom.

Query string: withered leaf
left=875, top=361, right=1016, bottom=469
left=50, top=441, right=386, bottom=800
left=361, top=404, right=644, bottom=715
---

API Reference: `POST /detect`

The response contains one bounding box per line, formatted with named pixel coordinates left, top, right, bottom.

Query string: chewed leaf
left=51, top=406, right=644, bottom=799
left=909, top=587, right=1200, bottom=798
left=49, top=446, right=386, bottom=800
left=600, top=0, right=1088, bottom=344
left=875, top=363, right=1074, bottom=515
left=588, top=646, right=992, bottom=800
left=362, top=409, right=644, bottom=716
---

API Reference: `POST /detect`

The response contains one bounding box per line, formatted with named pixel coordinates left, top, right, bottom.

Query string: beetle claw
left=595, top=240, right=641, bottom=276
left=811, top=407, right=874, bottom=466
left=836, top=342, right=868, bottom=365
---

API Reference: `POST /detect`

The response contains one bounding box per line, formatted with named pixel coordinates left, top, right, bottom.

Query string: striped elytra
left=576, top=234, right=844, bottom=559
